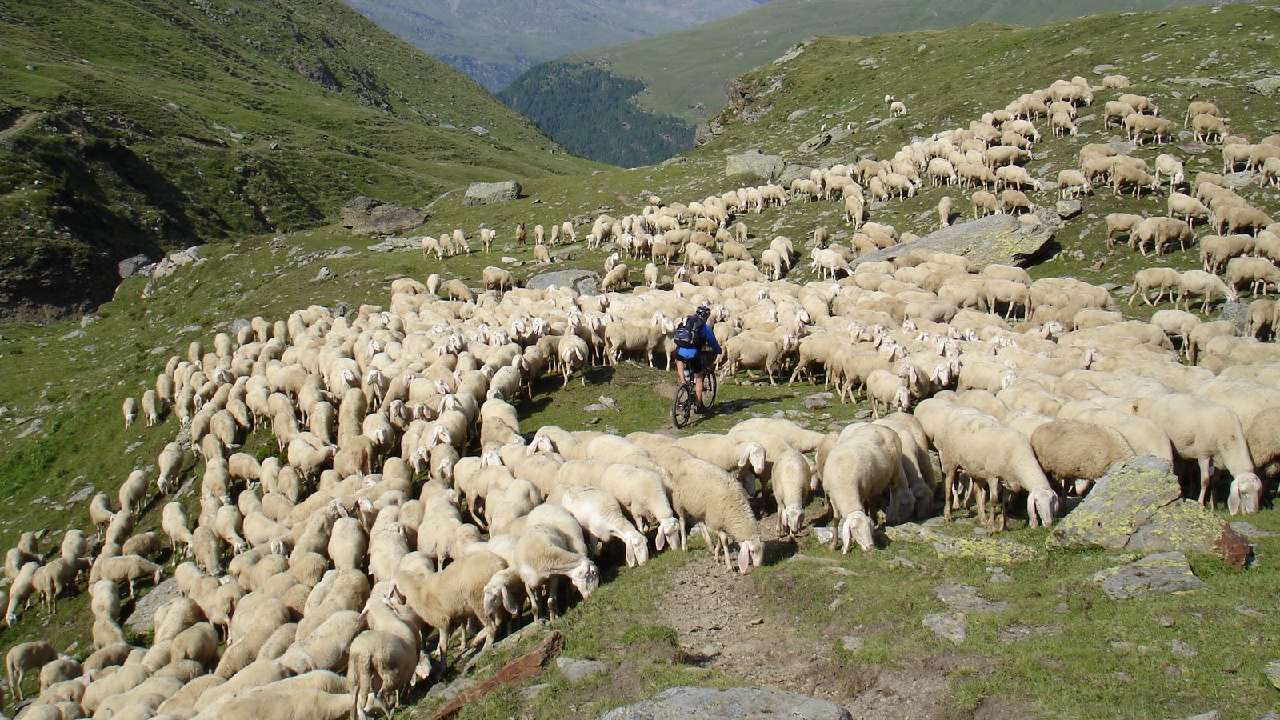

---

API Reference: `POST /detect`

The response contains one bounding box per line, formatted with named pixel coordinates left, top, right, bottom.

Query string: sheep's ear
left=1026, top=495, right=1041, bottom=528
left=1227, top=480, right=1242, bottom=515
left=839, top=518, right=852, bottom=554
left=655, top=529, right=667, bottom=551
left=737, top=544, right=751, bottom=575
left=624, top=543, right=634, bottom=567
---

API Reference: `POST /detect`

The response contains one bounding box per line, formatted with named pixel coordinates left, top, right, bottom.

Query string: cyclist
left=673, top=305, right=721, bottom=412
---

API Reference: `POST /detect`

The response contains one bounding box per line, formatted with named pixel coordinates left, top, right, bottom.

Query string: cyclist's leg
left=675, top=357, right=686, bottom=385
left=690, top=353, right=704, bottom=405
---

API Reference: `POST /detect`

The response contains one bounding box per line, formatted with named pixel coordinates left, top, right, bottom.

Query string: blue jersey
left=676, top=321, right=720, bottom=359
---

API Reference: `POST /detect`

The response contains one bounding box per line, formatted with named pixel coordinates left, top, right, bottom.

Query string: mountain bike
left=672, top=352, right=718, bottom=429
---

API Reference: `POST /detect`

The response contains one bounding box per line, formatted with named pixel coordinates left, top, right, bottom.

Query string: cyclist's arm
left=702, top=324, right=721, bottom=354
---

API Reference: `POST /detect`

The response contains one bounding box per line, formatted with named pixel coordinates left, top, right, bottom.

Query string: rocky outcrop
left=725, top=150, right=784, bottom=181
left=526, top=269, right=599, bottom=295
left=463, top=180, right=521, bottom=206
left=884, top=521, right=1038, bottom=564
left=340, top=196, right=427, bottom=236
left=600, top=687, right=852, bottom=720
left=1049, top=456, right=1253, bottom=567
left=853, top=209, right=1061, bottom=268
left=124, top=578, right=181, bottom=635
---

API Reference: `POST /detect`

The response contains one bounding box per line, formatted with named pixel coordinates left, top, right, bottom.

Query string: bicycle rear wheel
left=672, top=383, right=694, bottom=428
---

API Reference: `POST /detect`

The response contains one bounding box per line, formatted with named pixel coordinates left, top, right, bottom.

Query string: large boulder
left=779, top=164, right=813, bottom=187
left=725, top=150, right=784, bottom=181
left=1049, top=456, right=1252, bottom=566
left=463, top=180, right=521, bottom=206
left=599, top=687, right=851, bottom=720
left=117, top=254, right=151, bottom=279
left=340, top=196, right=426, bottom=236
left=852, top=209, right=1061, bottom=268
left=1248, top=76, right=1280, bottom=96
left=526, top=269, right=599, bottom=296
left=124, top=578, right=181, bottom=636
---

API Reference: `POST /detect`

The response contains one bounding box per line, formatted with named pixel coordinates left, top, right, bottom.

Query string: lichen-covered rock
left=853, top=209, right=1060, bottom=269
left=725, top=150, right=784, bottom=181
left=526, top=269, right=599, bottom=295
left=463, top=180, right=521, bottom=206
left=1092, top=551, right=1206, bottom=599
left=600, top=686, right=851, bottom=720
left=885, top=522, right=1038, bottom=563
left=340, top=196, right=427, bottom=235
left=1049, top=456, right=1252, bottom=566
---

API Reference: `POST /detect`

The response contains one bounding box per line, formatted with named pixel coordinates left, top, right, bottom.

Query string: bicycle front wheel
left=672, top=383, right=694, bottom=428
left=702, top=371, right=718, bottom=408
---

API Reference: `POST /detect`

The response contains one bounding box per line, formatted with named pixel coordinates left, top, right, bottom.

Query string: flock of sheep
left=2, top=64, right=1279, bottom=720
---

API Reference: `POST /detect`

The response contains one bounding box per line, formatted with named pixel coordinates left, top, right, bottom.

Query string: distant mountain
left=502, top=0, right=1216, bottom=166
left=0, top=0, right=596, bottom=317
left=341, top=0, right=766, bottom=92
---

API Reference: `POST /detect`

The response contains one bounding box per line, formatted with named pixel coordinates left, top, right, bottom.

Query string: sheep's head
left=738, top=442, right=767, bottom=476
left=623, top=531, right=650, bottom=568
left=656, top=518, right=680, bottom=552
left=568, top=559, right=600, bottom=598
left=736, top=539, right=765, bottom=574
left=782, top=507, right=804, bottom=536
left=1026, top=489, right=1060, bottom=528
left=839, top=510, right=875, bottom=553
left=1228, top=473, right=1263, bottom=515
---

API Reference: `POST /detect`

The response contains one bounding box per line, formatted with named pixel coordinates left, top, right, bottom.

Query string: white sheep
left=771, top=449, right=811, bottom=536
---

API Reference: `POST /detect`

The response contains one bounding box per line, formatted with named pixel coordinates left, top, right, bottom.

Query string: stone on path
left=1091, top=551, right=1206, bottom=600
left=922, top=612, right=967, bottom=645
left=599, top=686, right=851, bottom=720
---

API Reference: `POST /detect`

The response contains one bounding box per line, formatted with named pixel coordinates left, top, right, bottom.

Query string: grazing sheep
left=771, top=449, right=811, bottom=536
left=821, top=425, right=901, bottom=552
left=6, top=640, right=57, bottom=700
left=1130, top=267, right=1181, bottom=306
left=1030, top=419, right=1135, bottom=495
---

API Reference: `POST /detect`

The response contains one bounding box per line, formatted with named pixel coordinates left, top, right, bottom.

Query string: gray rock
left=67, top=485, right=94, bottom=503
left=1050, top=456, right=1240, bottom=559
left=340, top=197, right=426, bottom=236
left=1170, top=639, right=1198, bottom=658
left=556, top=656, right=606, bottom=683
left=1181, top=713, right=1220, bottom=720
left=599, top=686, right=851, bottom=720
left=1092, top=551, right=1207, bottom=600
left=521, top=683, right=550, bottom=702
left=779, top=164, right=814, bottom=186
left=787, top=108, right=812, bottom=122
left=840, top=635, right=863, bottom=651
left=426, top=675, right=474, bottom=702
left=228, top=318, right=251, bottom=335
left=1056, top=200, right=1082, bottom=219
left=463, top=180, right=521, bottom=206
left=803, top=396, right=829, bottom=410
left=1229, top=521, right=1276, bottom=539
left=1093, top=64, right=1118, bottom=74
left=366, top=237, right=420, bottom=253
left=852, top=209, right=1061, bottom=270
left=1248, top=76, right=1280, bottom=96
left=1266, top=660, right=1280, bottom=690
left=922, top=612, right=966, bottom=645
left=124, top=579, right=181, bottom=635
left=526, top=269, right=599, bottom=296
left=470, top=125, right=489, bottom=136
left=117, top=254, right=151, bottom=279
left=583, top=404, right=608, bottom=412
left=725, top=150, right=784, bottom=181
left=998, top=623, right=1061, bottom=643
left=1219, top=300, right=1250, bottom=334
left=935, top=583, right=1008, bottom=612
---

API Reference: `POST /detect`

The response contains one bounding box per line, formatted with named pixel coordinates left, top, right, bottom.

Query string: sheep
left=937, top=196, right=954, bottom=228
left=662, top=456, right=763, bottom=573
left=1217, top=205, right=1274, bottom=237
left=821, top=425, right=901, bottom=552
left=771, top=449, right=811, bottom=537
left=1178, top=270, right=1236, bottom=313
left=391, top=550, right=511, bottom=667
left=120, top=469, right=148, bottom=519
left=91, top=555, right=163, bottom=597
left=865, top=368, right=911, bottom=417
left=1056, top=170, right=1091, bottom=199
left=1030, top=419, right=1135, bottom=495
left=1104, top=213, right=1144, bottom=249
left=157, top=441, right=184, bottom=494
left=1227, top=256, right=1280, bottom=297
left=1131, top=217, right=1191, bottom=256
left=6, top=640, right=57, bottom=700
left=1130, top=267, right=1181, bottom=306
left=556, top=485, right=649, bottom=567
left=6, top=560, right=38, bottom=625
left=890, top=100, right=908, bottom=117
left=1135, top=394, right=1262, bottom=513
left=1167, top=192, right=1210, bottom=227
left=123, top=396, right=138, bottom=428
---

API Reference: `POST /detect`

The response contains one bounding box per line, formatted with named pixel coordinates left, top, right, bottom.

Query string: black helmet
left=695, top=305, right=711, bottom=320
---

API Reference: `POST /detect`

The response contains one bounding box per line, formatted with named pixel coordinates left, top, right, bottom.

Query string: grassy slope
left=2, top=4, right=1280, bottom=718
left=0, top=0, right=598, bottom=317
left=341, top=0, right=761, bottom=91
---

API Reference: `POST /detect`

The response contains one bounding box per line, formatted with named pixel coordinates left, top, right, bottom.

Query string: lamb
left=123, top=396, right=138, bottom=428
left=1135, top=394, right=1262, bottom=513
left=937, top=196, right=954, bottom=228
left=771, top=449, right=811, bottom=537
left=6, top=640, right=57, bottom=700
left=6, top=561, right=39, bottom=625
left=820, top=424, right=901, bottom=552
left=865, top=368, right=911, bottom=417
left=1029, top=419, right=1135, bottom=495
left=1056, top=170, right=1091, bottom=199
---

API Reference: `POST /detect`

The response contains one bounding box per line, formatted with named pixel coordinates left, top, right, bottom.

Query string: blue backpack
left=673, top=315, right=706, bottom=350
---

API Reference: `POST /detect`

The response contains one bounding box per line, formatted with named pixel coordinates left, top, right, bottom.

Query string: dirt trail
left=0, top=111, right=45, bottom=139
left=658, top=535, right=957, bottom=719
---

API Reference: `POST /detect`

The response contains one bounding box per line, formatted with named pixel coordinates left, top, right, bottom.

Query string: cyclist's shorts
left=681, top=352, right=705, bottom=374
